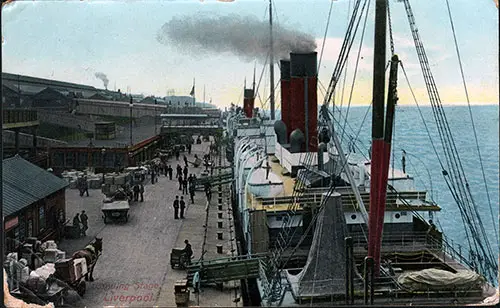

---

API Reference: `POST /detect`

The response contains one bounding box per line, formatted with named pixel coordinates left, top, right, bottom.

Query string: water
left=271, top=104, right=499, bottom=275
left=336, top=104, right=499, bottom=268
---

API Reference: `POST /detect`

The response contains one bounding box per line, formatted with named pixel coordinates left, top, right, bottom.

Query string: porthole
left=351, top=214, right=357, bottom=220
left=395, top=213, right=401, bottom=219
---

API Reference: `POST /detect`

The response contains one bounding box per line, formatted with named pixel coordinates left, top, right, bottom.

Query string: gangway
left=185, top=253, right=268, bottom=286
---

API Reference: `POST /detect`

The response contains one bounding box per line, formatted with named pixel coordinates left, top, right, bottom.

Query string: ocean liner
left=225, top=0, right=498, bottom=306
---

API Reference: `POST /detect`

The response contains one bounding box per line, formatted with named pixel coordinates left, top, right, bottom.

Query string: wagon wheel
left=76, top=280, right=86, bottom=297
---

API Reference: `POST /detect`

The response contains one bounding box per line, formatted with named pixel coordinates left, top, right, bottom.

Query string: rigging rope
left=317, top=0, right=335, bottom=74
left=400, top=0, right=497, bottom=282
left=400, top=60, right=475, bottom=263
left=339, top=0, right=372, bottom=146
left=387, top=0, right=395, bottom=56
left=338, top=0, right=354, bottom=120
left=444, top=0, right=498, bottom=245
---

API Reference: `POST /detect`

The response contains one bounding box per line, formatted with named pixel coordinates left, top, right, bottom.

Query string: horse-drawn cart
left=53, top=258, right=88, bottom=297
left=102, top=201, right=130, bottom=224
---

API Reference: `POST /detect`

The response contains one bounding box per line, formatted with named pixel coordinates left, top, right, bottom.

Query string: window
left=276, top=216, right=283, bottom=221
left=39, top=205, right=46, bottom=231
left=401, top=211, right=407, bottom=216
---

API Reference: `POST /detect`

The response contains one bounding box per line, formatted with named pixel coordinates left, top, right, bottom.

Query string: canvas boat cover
left=397, top=268, right=485, bottom=291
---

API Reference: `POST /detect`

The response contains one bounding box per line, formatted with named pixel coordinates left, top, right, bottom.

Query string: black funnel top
left=290, top=52, right=317, bottom=77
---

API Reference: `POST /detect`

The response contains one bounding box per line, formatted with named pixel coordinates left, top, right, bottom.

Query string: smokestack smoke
left=157, top=14, right=317, bottom=62
left=95, top=72, right=109, bottom=89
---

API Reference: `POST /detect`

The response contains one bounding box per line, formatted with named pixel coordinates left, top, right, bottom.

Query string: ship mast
left=269, top=0, right=275, bottom=120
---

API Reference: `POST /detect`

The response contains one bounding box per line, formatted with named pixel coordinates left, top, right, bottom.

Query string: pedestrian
left=183, top=239, right=193, bottom=264
left=80, top=210, right=88, bottom=236
left=189, top=184, right=195, bottom=204
left=187, top=143, right=192, bottom=154
left=151, top=168, right=156, bottom=184
left=188, top=174, right=193, bottom=185
left=182, top=178, right=188, bottom=195
left=204, top=182, right=212, bottom=202
left=73, top=213, right=81, bottom=235
left=139, top=183, right=144, bottom=202
left=184, top=155, right=188, bottom=167
left=173, top=196, right=180, bottom=219
left=178, top=175, right=184, bottom=190
left=83, top=176, right=89, bottom=197
left=133, top=184, right=140, bottom=202
left=176, top=164, right=182, bottom=179
left=183, top=165, right=188, bottom=178
left=168, top=165, right=173, bottom=180
left=180, top=196, right=186, bottom=219
left=175, top=149, right=180, bottom=160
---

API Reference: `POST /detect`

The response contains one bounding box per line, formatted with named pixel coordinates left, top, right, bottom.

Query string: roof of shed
left=3, top=155, right=68, bottom=217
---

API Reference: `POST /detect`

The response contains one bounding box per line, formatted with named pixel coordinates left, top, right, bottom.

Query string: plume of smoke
left=157, top=14, right=317, bottom=62
left=95, top=72, right=109, bottom=89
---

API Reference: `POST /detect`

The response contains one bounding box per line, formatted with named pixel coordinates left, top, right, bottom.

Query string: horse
left=71, top=237, right=102, bottom=282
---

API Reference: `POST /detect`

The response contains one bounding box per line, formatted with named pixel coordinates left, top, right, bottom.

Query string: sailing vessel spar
left=224, top=0, right=498, bottom=306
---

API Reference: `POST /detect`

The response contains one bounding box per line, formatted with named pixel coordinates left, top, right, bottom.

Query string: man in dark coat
left=176, top=164, right=182, bottom=179
left=204, top=182, right=212, bottom=202
left=73, top=213, right=81, bottom=234
left=182, top=178, right=188, bottom=195
left=178, top=175, right=183, bottom=190
left=133, top=184, right=140, bottom=202
left=168, top=165, right=173, bottom=180
left=173, top=196, right=180, bottom=219
left=183, top=166, right=188, bottom=179
left=184, top=155, right=188, bottom=167
left=189, top=183, right=195, bottom=204
left=82, top=176, right=89, bottom=197
left=183, top=239, right=193, bottom=264
left=139, top=183, right=145, bottom=202
left=180, top=196, right=186, bottom=219
left=80, top=210, right=88, bottom=236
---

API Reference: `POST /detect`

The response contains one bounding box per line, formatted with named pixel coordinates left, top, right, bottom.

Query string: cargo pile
left=4, top=240, right=69, bottom=295
left=61, top=170, right=103, bottom=189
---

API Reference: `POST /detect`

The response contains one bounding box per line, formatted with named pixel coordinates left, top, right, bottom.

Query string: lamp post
left=101, top=148, right=106, bottom=182
left=129, top=96, right=133, bottom=146
left=154, top=99, right=158, bottom=136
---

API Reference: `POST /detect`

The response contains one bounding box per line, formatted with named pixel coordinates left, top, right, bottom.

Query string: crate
left=73, top=258, right=88, bottom=280
left=55, top=258, right=76, bottom=282
left=43, top=249, right=59, bottom=263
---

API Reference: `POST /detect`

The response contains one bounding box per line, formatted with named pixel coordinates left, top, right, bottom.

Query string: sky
left=2, top=0, right=498, bottom=109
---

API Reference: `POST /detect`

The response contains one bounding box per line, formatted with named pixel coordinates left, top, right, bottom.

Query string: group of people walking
left=72, top=210, right=89, bottom=237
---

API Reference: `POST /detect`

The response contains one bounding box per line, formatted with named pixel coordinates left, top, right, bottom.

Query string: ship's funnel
left=280, top=59, right=291, bottom=140
left=289, top=52, right=318, bottom=152
left=243, top=89, right=255, bottom=118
